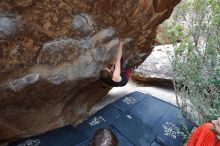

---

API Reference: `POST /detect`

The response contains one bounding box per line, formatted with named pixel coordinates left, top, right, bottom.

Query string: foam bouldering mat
left=152, top=107, right=195, bottom=146
left=112, top=112, right=157, bottom=146
left=8, top=125, right=89, bottom=146
left=130, top=93, right=195, bottom=146
left=76, top=104, right=121, bottom=137
left=8, top=91, right=195, bottom=146
left=151, top=141, right=164, bottom=146
left=130, top=96, right=170, bottom=127
left=110, top=126, right=135, bottom=146
left=112, top=91, right=147, bottom=112
left=73, top=140, right=90, bottom=146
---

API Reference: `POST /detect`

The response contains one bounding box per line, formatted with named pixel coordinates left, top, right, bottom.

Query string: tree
left=160, top=0, right=220, bottom=124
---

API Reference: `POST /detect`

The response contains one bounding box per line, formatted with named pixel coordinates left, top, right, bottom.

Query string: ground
left=90, top=79, right=176, bottom=115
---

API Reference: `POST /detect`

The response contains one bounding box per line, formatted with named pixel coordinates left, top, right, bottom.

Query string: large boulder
left=0, top=0, right=180, bottom=142
left=132, top=45, right=174, bottom=86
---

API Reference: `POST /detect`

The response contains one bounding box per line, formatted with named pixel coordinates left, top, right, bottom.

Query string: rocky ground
left=90, top=79, right=177, bottom=116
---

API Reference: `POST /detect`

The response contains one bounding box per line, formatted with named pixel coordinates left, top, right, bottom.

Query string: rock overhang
left=0, top=0, right=181, bottom=142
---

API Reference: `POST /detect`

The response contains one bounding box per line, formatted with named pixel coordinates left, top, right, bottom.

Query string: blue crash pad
left=130, top=96, right=170, bottom=128
left=8, top=125, right=89, bottom=146
left=130, top=94, right=195, bottom=146
left=9, top=91, right=195, bottom=146
left=110, top=126, right=134, bottom=146
left=112, top=112, right=157, bottom=146
left=152, top=107, right=194, bottom=146
left=76, top=104, right=121, bottom=137
left=112, top=91, right=147, bottom=112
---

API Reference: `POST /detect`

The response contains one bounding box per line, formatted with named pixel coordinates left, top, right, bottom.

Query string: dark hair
left=100, top=69, right=112, bottom=81
left=90, top=128, right=118, bottom=146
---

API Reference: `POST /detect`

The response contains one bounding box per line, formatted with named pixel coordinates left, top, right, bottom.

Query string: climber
left=90, top=128, right=118, bottom=146
left=100, top=39, right=132, bottom=87
left=187, top=117, right=220, bottom=146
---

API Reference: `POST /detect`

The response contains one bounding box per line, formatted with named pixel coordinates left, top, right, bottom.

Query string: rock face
left=0, top=0, right=180, bottom=142
left=132, top=45, right=174, bottom=86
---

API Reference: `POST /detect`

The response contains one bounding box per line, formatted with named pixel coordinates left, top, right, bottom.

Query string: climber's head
left=90, top=128, right=118, bottom=146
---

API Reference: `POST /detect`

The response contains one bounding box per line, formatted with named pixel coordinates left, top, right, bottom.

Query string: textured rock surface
left=132, top=45, right=174, bottom=85
left=0, top=0, right=180, bottom=142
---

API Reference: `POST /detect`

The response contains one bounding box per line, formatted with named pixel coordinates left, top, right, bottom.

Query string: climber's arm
left=112, top=40, right=124, bottom=82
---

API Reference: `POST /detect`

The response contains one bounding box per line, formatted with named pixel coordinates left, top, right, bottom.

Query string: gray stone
left=91, top=45, right=107, bottom=62
left=37, top=38, right=82, bottom=66
left=92, top=27, right=117, bottom=45
left=7, top=74, right=41, bottom=92
left=73, top=13, right=94, bottom=34
left=0, top=14, right=16, bottom=39
left=47, top=74, right=66, bottom=85
left=133, top=45, right=174, bottom=83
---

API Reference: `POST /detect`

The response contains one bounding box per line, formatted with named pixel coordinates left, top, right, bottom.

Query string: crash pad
left=9, top=91, right=195, bottom=146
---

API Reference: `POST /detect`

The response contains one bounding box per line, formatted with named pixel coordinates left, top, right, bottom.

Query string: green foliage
left=161, top=0, right=220, bottom=124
